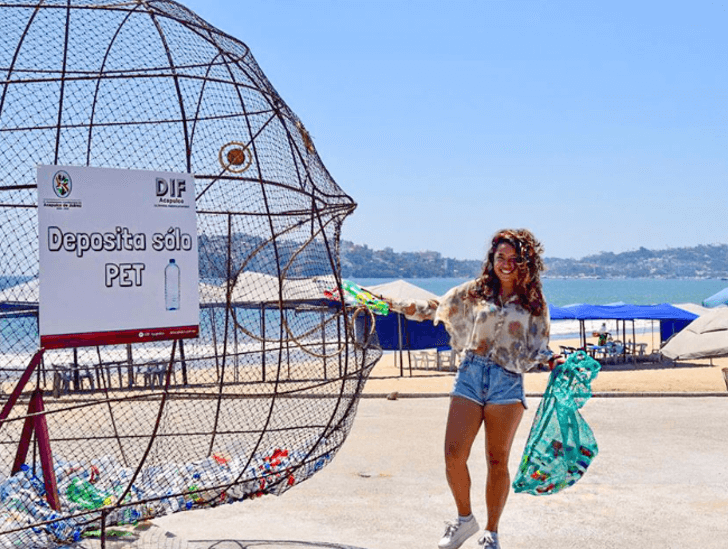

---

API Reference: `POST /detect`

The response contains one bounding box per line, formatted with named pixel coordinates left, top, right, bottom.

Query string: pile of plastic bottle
left=0, top=443, right=332, bottom=546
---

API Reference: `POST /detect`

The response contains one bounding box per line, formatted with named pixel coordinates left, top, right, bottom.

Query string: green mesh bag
left=512, top=351, right=601, bottom=495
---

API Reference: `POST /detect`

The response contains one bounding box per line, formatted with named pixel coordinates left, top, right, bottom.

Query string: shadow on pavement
left=187, top=541, right=369, bottom=549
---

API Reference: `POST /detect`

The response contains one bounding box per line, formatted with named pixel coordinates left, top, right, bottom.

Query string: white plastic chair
left=604, top=341, right=625, bottom=364
left=436, top=347, right=456, bottom=371
left=411, top=351, right=434, bottom=370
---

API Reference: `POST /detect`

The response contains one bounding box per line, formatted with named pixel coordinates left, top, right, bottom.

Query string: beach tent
left=661, top=307, right=728, bottom=360
left=364, top=280, right=450, bottom=373
left=551, top=303, right=697, bottom=322
left=701, top=287, right=728, bottom=308
left=548, top=304, right=578, bottom=319
left=548, top=303, right=698, bottom=349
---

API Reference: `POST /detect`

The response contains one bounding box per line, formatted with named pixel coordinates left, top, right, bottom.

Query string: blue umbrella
left=702, top=287, right=728, bottom=308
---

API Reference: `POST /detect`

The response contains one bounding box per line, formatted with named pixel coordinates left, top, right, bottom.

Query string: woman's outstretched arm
left=387, top=298, right=440, bottom=322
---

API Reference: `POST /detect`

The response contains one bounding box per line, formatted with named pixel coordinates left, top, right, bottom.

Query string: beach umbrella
left=674, top=303, right=714, bottom=316
left=199, top=273, right=336, bottom=307
left=366, top=279, right=439, bottom=302
left=702, top=287, right=728, bottom=308
left=661, top=307, right=728, bottom=360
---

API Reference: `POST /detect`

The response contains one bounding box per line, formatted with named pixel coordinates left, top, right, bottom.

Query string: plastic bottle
left=19, top=465, right=46, bottom=498
left=66, top=478, right=106, bottom=510
left=47, top=517, right=82, bottom=543
left=0, top=475, right=22, bottom=502
left=342, top=280, right=389, bottom=315
left=164, top=259, right=180, bottom=310
left=108, top=506, right=142, bottom=525
left=0, top=511, right=39, bottom=548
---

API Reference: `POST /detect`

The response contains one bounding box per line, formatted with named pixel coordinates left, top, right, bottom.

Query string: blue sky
left=181, top=0, right=727, bottom=260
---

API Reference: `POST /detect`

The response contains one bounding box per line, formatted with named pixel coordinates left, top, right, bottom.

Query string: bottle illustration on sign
left=165, top=259, right=180, bottom=311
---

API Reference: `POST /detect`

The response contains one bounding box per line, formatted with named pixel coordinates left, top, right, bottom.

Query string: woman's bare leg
left=444, top=396, right=485, bottom=517
left=483, top=402, right=524, bottom=532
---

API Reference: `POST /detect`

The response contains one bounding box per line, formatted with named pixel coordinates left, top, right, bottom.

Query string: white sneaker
left=478, top=530, right=500, bottom=549
left=438, top=516, right=479, bottom=549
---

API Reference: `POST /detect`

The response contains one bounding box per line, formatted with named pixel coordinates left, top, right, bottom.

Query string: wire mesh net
left=0, top=1, right=382, bottom=545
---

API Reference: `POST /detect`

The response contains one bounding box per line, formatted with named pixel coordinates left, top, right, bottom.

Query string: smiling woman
left=493, top=244, right=520, bottom=293
left=387, top=228, right=562, bottom=549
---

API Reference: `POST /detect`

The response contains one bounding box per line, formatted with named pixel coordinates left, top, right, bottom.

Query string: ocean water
left=5, top=275, right=724, bottom=307
left=2, top=276, right=725, bottom=353
left=352, top=277, right=728, bottom=341
left=351, top=277, right=728, bottom=306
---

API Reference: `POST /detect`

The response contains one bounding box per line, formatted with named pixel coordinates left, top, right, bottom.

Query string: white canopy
left=0, top=274, right=335, bottom=309
left=661, top=306, right=728, bottom=360
left=673, top=302, right=714, bottom=316
left=200, top=273, right=336, bottom=306
left=365, top=279, right=439, bottom=302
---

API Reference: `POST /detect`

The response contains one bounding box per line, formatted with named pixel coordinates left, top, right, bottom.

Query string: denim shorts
left=451, top=351, right=527, bottom=409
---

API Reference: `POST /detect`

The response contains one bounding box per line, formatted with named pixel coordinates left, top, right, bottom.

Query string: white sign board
left=38, top=165, right=199, bottom=349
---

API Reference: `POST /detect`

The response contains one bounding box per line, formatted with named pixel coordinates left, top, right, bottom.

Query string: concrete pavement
left=154, top=395, right=728, bottom=549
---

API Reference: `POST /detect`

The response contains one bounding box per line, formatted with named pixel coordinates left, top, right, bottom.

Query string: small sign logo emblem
left=53, top=170, right=72, bottom=198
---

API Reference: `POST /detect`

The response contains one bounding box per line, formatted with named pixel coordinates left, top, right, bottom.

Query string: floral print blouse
left=390, top=280, right=553, bottom=374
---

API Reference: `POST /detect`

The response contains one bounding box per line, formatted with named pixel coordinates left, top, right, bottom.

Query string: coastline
left=351, top=276, right=727, bottom=307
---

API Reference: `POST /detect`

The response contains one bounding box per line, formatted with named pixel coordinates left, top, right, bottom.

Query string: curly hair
left=469, top=228, right=547, bottom=316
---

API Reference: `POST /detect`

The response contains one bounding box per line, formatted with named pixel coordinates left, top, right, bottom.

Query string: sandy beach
left=363, top=332, right=728, bottom=396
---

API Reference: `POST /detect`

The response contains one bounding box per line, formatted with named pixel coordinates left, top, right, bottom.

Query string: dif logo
left=155, top=178, right=186, bottom=199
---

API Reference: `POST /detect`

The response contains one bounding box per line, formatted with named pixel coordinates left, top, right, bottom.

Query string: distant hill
left=545, top=244, right=728, bottom=278
left=340, top=241, right=728, bottom=279
left=340, top=241, right=481, bottom=278
left=193, top=234, right=728, bottom=279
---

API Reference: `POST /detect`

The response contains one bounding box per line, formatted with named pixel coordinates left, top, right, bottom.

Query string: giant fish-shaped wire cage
left=0, top=1, right=382, bottom=545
